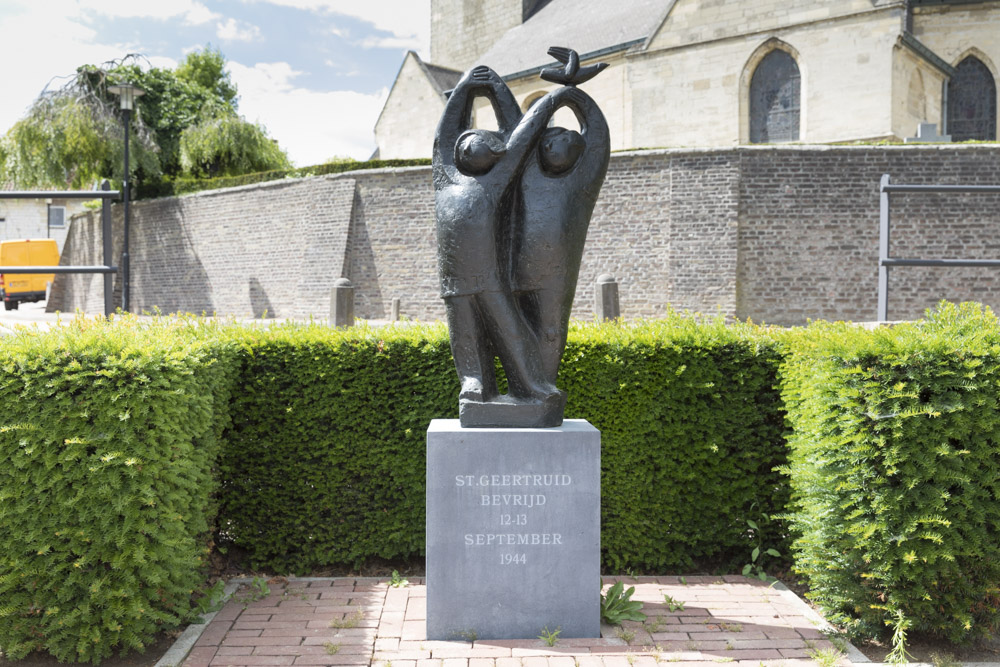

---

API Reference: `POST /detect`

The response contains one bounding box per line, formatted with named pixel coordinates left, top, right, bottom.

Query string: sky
left=0, top=0, right=431, bottom=165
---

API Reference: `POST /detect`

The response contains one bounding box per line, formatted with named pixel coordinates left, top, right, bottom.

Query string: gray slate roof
left=423, top=61, right=462, bottom=93
left=477, top=0, right=668, bottom=78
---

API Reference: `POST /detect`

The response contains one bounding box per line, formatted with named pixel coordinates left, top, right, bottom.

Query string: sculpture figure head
left=455, top=129, right=507, bottom=175
left=538, top=127, right=585, bottom=175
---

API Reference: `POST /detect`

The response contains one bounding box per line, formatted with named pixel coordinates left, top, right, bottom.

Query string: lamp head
left=108, top=83, right=145, bottom=111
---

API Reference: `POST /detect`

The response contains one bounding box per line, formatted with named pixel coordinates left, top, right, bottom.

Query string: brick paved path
left=182, top=576, right=847, bottom=667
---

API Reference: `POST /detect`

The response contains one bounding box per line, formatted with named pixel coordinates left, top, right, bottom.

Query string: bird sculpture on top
left=540, top=46, right=608, bottom=86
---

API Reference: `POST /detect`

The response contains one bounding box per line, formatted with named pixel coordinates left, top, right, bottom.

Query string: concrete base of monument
left=426, top=419, right=600, bottom=640
left=458, top=390, right=567, bottom=428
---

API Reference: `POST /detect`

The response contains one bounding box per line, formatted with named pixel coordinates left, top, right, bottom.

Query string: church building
left=373, top=0, right=1000, bottom=158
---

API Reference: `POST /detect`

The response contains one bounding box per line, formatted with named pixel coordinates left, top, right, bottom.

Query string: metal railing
left=878, top=173, right=1000, bottom=321
left=0, top=180, right=120, bottom=315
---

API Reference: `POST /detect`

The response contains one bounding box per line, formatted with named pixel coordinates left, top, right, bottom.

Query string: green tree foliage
left=0, top=69, right=159, bottom=189
left=180, top=115, right=291, bottom=177
left=0, top=317, right=236, bottom=663
left=0, top=48, right=286, bottom=189
left=175, top=46, right=238, bottom=109
left=109, top=62, right=230, bottom=178
left=781, top=301, right=1000, bottom=647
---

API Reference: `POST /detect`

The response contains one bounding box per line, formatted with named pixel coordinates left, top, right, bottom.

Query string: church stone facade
left=374, top=0, right=1000, bottom=158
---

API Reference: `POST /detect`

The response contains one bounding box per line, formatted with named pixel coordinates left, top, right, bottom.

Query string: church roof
left=478, top=0, right=667, bottom=79
left=423, top=62, right=462, bottom=94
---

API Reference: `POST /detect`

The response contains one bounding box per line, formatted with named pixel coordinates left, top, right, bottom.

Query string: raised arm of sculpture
left=434, top=66, right=520, bottom=180
left=479, top=67, right=521, bottom=135
left=554, top=87, right=610, bottom=180
left=484, top=86, right=587, bottom=188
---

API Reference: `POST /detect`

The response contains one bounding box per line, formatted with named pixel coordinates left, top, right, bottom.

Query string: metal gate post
left=101, top=180, right=114, bottom=316
left=877, top=174, right=890, bottom=322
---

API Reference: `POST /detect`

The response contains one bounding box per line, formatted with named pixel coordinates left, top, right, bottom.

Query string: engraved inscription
left=458, top=472, right=572, bottom=565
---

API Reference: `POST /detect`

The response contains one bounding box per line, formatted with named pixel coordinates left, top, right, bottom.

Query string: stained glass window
left=947, top=56, right=997, bottom=141
left=750, top=50, right=800, bottom=143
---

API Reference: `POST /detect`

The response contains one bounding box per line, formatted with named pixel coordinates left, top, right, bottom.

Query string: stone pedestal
left=426, top=419, right=601, bottom=640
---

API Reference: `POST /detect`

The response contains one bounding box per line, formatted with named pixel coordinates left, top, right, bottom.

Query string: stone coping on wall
left=610, top=142, right=1000, bottom=159
left=141, top=142, right=1000, bottom=202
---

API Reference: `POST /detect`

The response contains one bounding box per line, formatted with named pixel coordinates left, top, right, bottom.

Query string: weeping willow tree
left=0, top=55, right=160, bottom=189
left=180, top=115, right=291, bottom=178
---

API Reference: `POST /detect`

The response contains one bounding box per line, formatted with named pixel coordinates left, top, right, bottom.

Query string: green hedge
left=15, top=305, right=1000, bottom=660
left=781, top=302, right=1000, bottom=644
left=216, top=323, right=455, bottom=572
left=0, top=318, right=237, bottom=663
left=563, top=318, right=788, bottom=571
left=134, top=157, right=431, bottom=200
left=214, top=316, right=789, bottom=574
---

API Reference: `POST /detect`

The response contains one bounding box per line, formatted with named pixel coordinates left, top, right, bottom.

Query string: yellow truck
left=0, top=239, right=59, bottom=310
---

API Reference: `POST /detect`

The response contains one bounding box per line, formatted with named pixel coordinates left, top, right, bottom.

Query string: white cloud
left=147, top=55, right=180, bottom=70
left=216, top=17, right=262, bottom=42
left=0, top=1, right=123, bottom=131
left=229, top=60, right=388, bottom=164
left=253, top=0, right=430, bottom=57
left=360, top=35, right=423, bottom=51
left=80, top=0, right=220, bottom=24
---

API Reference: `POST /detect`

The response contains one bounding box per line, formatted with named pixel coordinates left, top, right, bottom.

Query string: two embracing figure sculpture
left=433, top=47, right=611, bottom=428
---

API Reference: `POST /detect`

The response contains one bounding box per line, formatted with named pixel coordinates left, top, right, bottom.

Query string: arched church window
left=947, top=56, right=997, bottom=141
left=749, top=50, right=800, bottom=143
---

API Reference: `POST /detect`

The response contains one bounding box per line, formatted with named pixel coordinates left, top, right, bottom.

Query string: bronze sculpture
left=434, top=47, right=610, bottom=428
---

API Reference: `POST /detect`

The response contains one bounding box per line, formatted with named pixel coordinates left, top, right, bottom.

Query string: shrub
left=215, top=316, right=789, bottom=574
left=215, top=322, right=456, bottom=572
left=134, top=157, right=431, bottom=199
left=780, top=302, right=1000, bottom=645
left=564, top=317, right=789, bottom=571
left=0, top=317, right=237, bottom=663
left=179, top=115, right=291, bottom=178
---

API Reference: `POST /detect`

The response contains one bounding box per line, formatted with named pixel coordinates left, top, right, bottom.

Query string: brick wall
left=51, top=145, right=1000, bottom=325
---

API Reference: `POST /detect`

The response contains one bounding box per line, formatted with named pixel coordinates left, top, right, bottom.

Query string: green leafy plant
left=645, top=616, right=667, bottom=633
left=743, top=539, right=780, bottom=579
left=0, top=317, right=237, bottom=662
left=324, top=642, right=341, bottom=655
left=886, top=611, right=912, bottom=665
left=781, top=302, right=1000, bottom=646
left=456, top=629, right=478, bottom=642
left=742, top=504, right=781, bottom=581
left=191, top=580, right=228, bottom=620
left=807, top=648, right=845, bottom=667
left=329, top=610, right=364, bottom=629
left=616, top=627, right=636, bottom=644
left=538, top=626, right=561, bottom=646
left=929, top=652, right=961, bottom=667
left=662, top=595, right=685, bottom=612
left=236, top=577, right=271, bottom=606
left=601, top=580, right=647, bottom=625
left=389, top=570, right=408, bottom=588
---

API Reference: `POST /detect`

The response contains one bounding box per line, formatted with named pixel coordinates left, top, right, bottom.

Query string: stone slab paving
left=179, top=576, right=855, bottom=667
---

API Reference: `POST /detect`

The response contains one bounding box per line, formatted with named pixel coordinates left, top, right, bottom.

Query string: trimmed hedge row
left=0, top=318, right=238, bottom=663
left=134, top=157, right=431, bottom=200
left=215, top=317, right=789, bottom=574
left=781, top=302, right=1000, bottom=644
left=216, top=323, right=456, bottom=572
left=4, top=303, right=999, bottom=662
left=562, top=318, right=788, bottom=572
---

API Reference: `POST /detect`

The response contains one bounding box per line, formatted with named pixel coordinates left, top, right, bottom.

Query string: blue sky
left=0, top=0, right=431, bottom=165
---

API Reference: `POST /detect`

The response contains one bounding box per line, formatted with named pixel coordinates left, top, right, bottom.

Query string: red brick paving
left=183, top=576, right=852, bottom=667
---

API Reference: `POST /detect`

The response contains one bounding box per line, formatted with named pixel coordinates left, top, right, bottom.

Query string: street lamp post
left=108, top=83, right=144, bottom=313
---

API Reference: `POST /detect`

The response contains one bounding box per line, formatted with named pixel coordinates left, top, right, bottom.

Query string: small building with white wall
left=0, top=196, right=87, bottom=251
